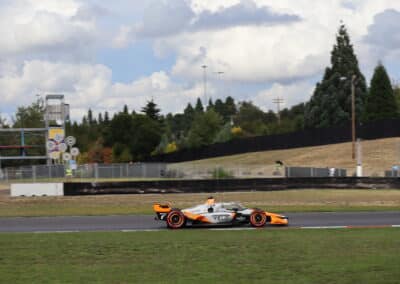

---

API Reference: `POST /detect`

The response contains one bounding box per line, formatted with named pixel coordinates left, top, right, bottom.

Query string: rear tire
left=166, top=209, right=186, bottom=229
left=250, top=210, right=267, bottom=227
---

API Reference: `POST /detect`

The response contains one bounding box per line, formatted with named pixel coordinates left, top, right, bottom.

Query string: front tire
left=166, top=209, right=186, bottom=229
left=250, top=210, right=267, bottom=227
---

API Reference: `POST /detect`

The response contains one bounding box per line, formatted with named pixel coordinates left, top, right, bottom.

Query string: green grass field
left=0, top=229, right=399, bottom=283
left=1, top=190, right=400, bottom=217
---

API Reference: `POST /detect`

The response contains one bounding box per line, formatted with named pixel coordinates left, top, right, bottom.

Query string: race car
left=153, top=197, right=288, bottom=229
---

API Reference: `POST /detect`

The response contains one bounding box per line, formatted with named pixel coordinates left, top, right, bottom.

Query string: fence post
left=142, top=163, right=146, bottom=178
left=32, top=166, right=36, bottom=182
left=95, top=164, right=99, bottom=181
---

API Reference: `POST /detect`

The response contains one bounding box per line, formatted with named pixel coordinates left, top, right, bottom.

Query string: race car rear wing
left=153, top=203, right=172, bottom=213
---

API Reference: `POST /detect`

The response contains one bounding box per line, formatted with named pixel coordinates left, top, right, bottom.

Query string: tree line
left=1, top=24, right=400, bottom=165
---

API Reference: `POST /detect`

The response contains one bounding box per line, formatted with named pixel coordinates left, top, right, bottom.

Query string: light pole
left=215, top=71, right=224, bottom=98
left=201, top=65, right=207, bottom=105
left=351, top=75, right=356, bottom=160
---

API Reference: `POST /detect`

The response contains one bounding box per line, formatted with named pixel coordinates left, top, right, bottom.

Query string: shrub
left=211, top=167, right=234, bottom=179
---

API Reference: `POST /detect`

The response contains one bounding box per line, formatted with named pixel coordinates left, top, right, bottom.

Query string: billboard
left=47, top=128, right=65, bottom=161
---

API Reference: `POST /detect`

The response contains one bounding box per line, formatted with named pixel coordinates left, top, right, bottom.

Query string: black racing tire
left=166, top=209, right=186, bottom=229
left=250, top=210, right=267, bottom=227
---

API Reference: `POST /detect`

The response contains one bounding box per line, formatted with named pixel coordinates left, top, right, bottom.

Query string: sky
left=1, top=0, right=400, bottom=122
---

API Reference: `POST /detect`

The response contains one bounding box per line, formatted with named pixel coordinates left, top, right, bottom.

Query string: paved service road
left=0, top=211, right=399, bottom=233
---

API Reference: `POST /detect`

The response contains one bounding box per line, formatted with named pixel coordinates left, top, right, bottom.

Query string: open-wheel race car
left=153, top=197, right=288, bottom=229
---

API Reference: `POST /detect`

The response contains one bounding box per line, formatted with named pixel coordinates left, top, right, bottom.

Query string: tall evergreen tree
left=123, top=104, right=129, bottom=114
left=363, top=63, right=398, bottom=121
left=304, top=24, right=367, bottom=128
left=182, top=103, right=195, bottom=132
left=207, top=98, right=214, bottom=111
left=195, top=98, right=204, bottom=113
left=87, top=109, right=95, bottom=125
left=98, top=113, right=103, bottom=125
left=141, top=99, right=161, bottom=121
left=104, top=111, right=110, bottom=124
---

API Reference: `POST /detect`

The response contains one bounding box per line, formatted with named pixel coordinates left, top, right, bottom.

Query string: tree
left=395, top=85, right=400, bottom=114
left=87, top=138, right=104, bottom=163
left=112, top=143, right=132, bottom=163
left=104, top=112, right=134, bottom=147
left=0, top=114, right=7, bottom=128
left=363, top=63, right=398, bottom=121
left=224, top=96, right=237, bottom=121
left=104, top=111, right=110, bottom=124
left=129, top=114, right=162, bottom=160
left=98, top=113, right=103, bottom=125
left=187, top=109, right=223, bottom=148
left=13, top=99, right=45, bottom=128
left=215, top=97, right=237, bottom=123
left=123, top=105, right=129, bottom=114
left=183, top=103, right=195, bottom=131
left=87, top=109, right=95, bottom=125
left=207, top=98, right=214, bottom=111
left=235, top=102, right=269, bottom=136
left=214, top=99, right=225, bottom=119
left=304, top=24, right=367, bottom=128
left=102, top=147, right=113, bottom=164
left=213, top=122, right=233, bottom=143
left=141, top=99, right=161, bottom=121
left=195, top=98, right=204, bottom=113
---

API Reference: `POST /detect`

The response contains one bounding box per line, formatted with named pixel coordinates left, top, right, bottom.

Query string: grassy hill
left=171, top=137, right=400, bottom=177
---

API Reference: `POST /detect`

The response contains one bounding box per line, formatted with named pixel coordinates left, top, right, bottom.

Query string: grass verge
left=0, top=229, right=399, bottom=283
left=1, top=190, right=400, bottom=217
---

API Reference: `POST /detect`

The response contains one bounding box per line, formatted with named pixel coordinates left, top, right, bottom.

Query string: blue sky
left=1, top=0, right=400, bottom=121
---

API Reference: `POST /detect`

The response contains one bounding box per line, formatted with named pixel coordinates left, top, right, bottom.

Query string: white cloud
left=114, top=0, right=300, bottom=48
left=362, top=9, right=400, bottom=67
left=0, top=60, right=203, bottom=120
left=154, top=0, right=400, bottom=85
left=253, top=81, right=314, bottom=111
left=3, top=0, right=400, bottom=119
left=0, top=0, right=97, bottom=59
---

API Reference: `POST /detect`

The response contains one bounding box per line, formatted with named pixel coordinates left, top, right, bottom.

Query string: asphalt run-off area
left=0, top=211, right=399, bottom=233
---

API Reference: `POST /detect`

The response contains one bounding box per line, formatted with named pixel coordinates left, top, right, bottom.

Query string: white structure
left=11, top=183, right=64, bottom=197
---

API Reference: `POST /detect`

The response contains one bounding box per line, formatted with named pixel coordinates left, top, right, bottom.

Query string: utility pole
left=351, top=75, right=356, bottom=160
left=273, top=97, right=284, bottom=125
left=201, top=65, right=207, bottom=105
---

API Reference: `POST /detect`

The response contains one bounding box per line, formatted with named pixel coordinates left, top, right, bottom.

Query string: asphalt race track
left=0, top=211, right=399, bottom=233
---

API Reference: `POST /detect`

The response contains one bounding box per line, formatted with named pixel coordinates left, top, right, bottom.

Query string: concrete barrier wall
left=11, top=183, right=64, bottom=197
left=63, top=177, right=400, bottom=195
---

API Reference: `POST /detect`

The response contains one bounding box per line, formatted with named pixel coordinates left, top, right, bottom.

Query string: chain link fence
left=1, top=163, right=368, bottom=184
left=0, top=163, right=286, bottom=183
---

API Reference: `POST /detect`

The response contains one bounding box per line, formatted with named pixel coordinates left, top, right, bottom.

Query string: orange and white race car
left=153, top=197, right=288, bottom=229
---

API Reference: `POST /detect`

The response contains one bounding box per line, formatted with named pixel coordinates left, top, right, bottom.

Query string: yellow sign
left=48, top=128, right=65, bottom=142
